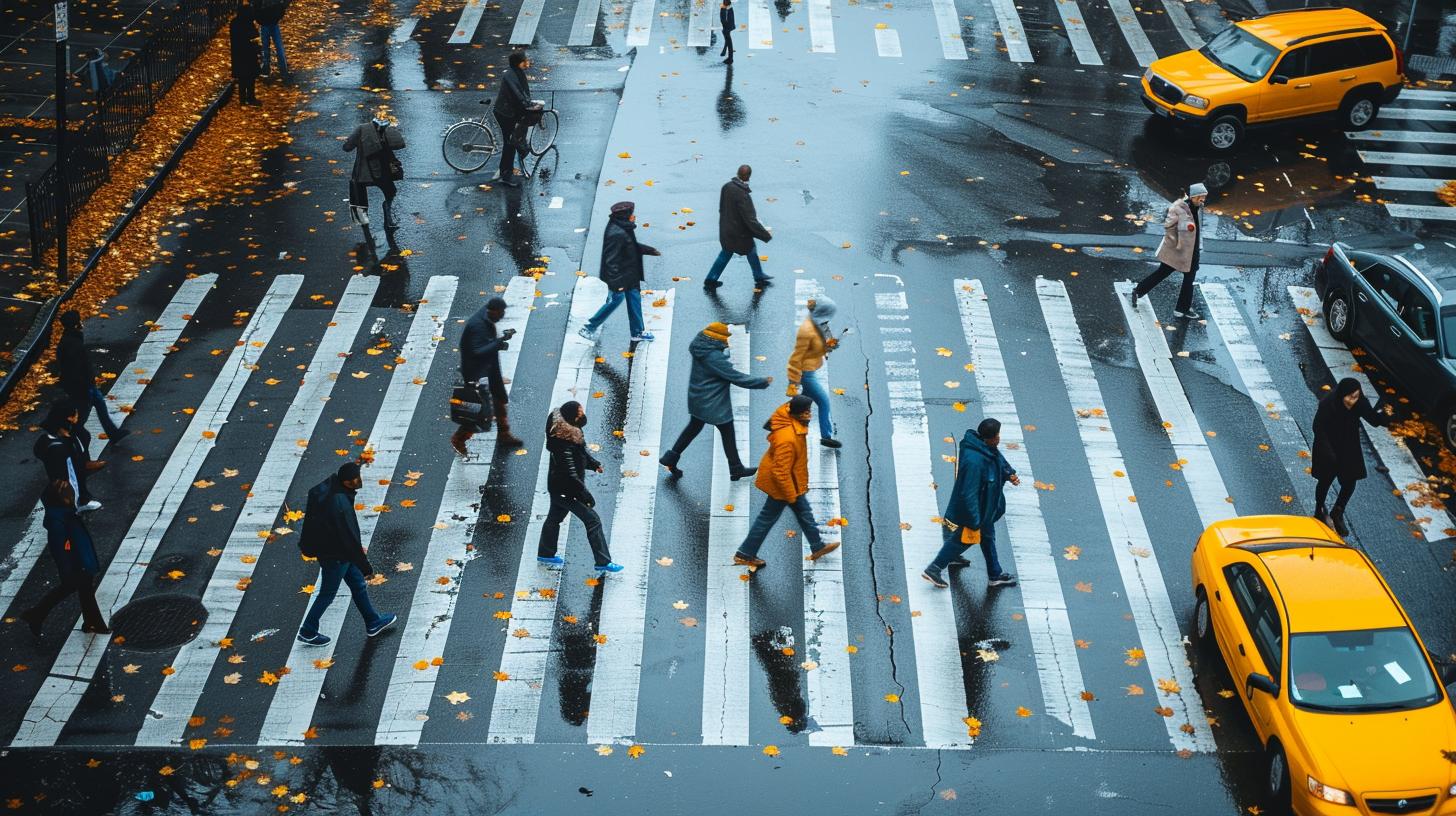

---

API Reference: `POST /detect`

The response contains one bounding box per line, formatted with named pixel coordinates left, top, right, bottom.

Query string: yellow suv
left=1142, top=7, right=1406, bottom=152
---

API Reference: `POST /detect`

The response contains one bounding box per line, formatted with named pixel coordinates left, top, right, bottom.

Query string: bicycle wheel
left=529, top=110, right=559, bottom=157
left=442, top=120, right=496, bottom=173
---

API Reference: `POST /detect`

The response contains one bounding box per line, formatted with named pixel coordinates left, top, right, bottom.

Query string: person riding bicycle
left=492, top=51, right=535, bottom=188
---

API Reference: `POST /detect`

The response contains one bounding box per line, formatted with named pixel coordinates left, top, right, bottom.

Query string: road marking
left=1377, top=108, right=1456, bottom=123
left=256, top=276, right=458, bottom=746
left=1289, top=286, right=1446, bottom=540
left=749, top=0, right=772, bottom=48
left=1347, top=130, right=1456, bottom=145
left=486, top=278, right=606, bottom=744
left=135, top=276, right=378, bottom=747
left=0, top=274, right=215, bottom=622
left=509, top=0, right=547, bottom=45
left=1161, top=0, right=1203, bottom=49
left=549, top=196, right=565, bottom=208
left=10, top=275, right=301, bottom=747
left=376, top=277, right=535, bottom=746
left=929, top=0, right=966, bottom=60
left=1108, top=0, right=1157, bottom=66
left=1370, top=176, right=1451, bottom=192
left=584, top=291, right=675, bottom=745
left=688, top=0, right=713, bottom=47
left=808, top=0, right=835, bottom=53
left=874, top=27, right=901, bottom=58
left=1200, top=281, right=1314, bottom=510
left=701, top=326, right=752, bottom=746
left=448, top=0, right=487, bottom=43
left=1115, top=281, right=1236, bottom=528
left=391, top=16, right=419, bottom=43
left=796, top=279, right=853, bottom=747
left=627, top=0, right=656, bottom=47
left=987, top=0, right=1033, bottom=63
left=1385, top=203, right=1456, bottom=221
left=568, top=0, right=601, bottom=46
left=1398, top=88, right=1456, bottom=102
left=954, top=282, right=1096, bottom=744
left=1054, top=0, right=1103, bottom=66
left=1032, top=278, right=1214, bottom=753
left=1356, top=150, right=1456, bottom=168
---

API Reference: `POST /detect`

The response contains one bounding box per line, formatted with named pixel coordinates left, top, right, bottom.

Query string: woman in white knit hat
left=1131, top=182, right=1207, bottom=319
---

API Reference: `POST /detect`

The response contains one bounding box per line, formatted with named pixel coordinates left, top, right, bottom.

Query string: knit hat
left=338, top=461, right=362, bottom=482
left=809, top=296, right=837, bottom=322
left=702, top=322, right=731, bottom=342
left=560, top=400, right=587, bottom=427
left=789, top=395, right=814, bottom=415
left=1188, top=182, right=1209, bottom=197
left=610, top=201, right=635, bottom=216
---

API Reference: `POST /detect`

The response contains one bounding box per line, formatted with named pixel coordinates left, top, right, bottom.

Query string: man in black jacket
left=537, top=402, right=619, bottom=572
left=54, top=310, right=127, bottom=443
left=452, top=297, right=520, bottom=454
left=229, top=1, right=261, bottom=106
left=295, top=462, right=396, bottom=646
left=493, top=51, right=532, bottom=188
left=578, top=201, right=662, bottom=344
left=704, top=165, right=772, bottom=290
left=254, top=0, right=289, bottom=80
left=720, top=0, right=735, bottom=64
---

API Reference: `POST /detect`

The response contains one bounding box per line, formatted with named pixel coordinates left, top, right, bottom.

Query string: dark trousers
left=349, top=178, right=397, bottom=208
left=1314, top=476, right=1357, bottom=513
left=73, top=386, right=122, bottom=437
left=236, top=76, right=257, bottom=106
left=737, top=495, right=823, bottom=558
left=669, top=417, right=745, bottom=472
left=538, top=496, right=612, bottom=566
left=721, top=29, right=734, bottom=58
left=25, top=571, right=105, bottom=630
left=1133, top=262, right=1196, bottom=313
left=495, top=112, right=523, bottom=178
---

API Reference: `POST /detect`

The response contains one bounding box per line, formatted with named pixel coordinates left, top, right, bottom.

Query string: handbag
left=385, top=149, right=404, bottom=181
left=450, top=382, right=491, bottom=432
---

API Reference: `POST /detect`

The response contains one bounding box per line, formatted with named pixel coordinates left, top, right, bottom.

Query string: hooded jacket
left=459, top=305, right=508, bottom=400
left=545, top=409, right=600, bottom=504
left=686, top=332, right=770, bottom=426
left=599, top=214, right=657, bottom=291
left=297, top=474, right=371, bottom=574
left=718, top=177, right=772, bottom=256
left=941, top=430, right=1015, bottom=532
left=1312, top=377, right=1388, bottom=483
left=787, top=297, right=837, bottom=383
left=755, top=403, right=809, bottom=502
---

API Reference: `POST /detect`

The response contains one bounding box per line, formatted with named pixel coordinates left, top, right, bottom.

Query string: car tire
left=1190, top=588, right=1215, bottom=676
left=1340, top=92, right=1379, bottom=131
left=1324, top=289, right=1354, bottom=342
left=1441, top=405, right=1456, bottom=452
left=1206, top=114, right=1243, bottom=152
left=1266, top=741, right=1292, bottom=814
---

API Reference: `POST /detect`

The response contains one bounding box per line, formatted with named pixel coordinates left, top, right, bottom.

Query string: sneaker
left=733, top=554, right=766, bottom=568
left=1130, top=291, right=1140, bottom=310
left=631, top=332, right=655, bottom=342
left=947, top=557, right=973, bottom=569
left=77, top=500, right=102, bottom=513
left=1173, top=309, right=1202, bottom=320
left=365, top=613, right=398, bottom=638
left=577, top=325, right=599, bottom=341
left=703, top=279, right=722, bottom=290
left=921, top=570, right=949, bottom=589
left=537, top=555, right=566, bottom=568
left=296, top=632, right=331, bottom=647
left=988, top=573, right=1018, bottom=588
left=81, top=621, right=111, bottom=635
left=754, top=277, right=774, bottom=288
left=596, top=562, right=624, bottom=574
left=806, top=541, right=840, bottom=562
left=820, top=438, right=842, bottom=449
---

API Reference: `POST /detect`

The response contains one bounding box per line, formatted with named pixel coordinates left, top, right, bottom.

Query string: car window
left=1306, top=40, right=1352, bottom=75
left=1202, top=26, right=1280, bottom=82
left=1353, top=34, right=1393, bottom=67
left=1251, top=603, right=1283, bottom=677
left=1442, top=308, right=1456, bottom=358
left=1289, top=628, right=1441, bottom=713
left=1398, top=287, right=1436, bottom=342
left=1224, top=562, right=1282, bottom=674
left=1274, top=45, right=1312, bottom=79
left=1361, top=263, right=1407, bottom=313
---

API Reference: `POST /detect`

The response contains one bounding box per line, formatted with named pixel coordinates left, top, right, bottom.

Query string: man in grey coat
left=704, top=165, right=772, bottom=290
left=659, top=322, right=771, bottom=479
left=1131, top=182, right=1206, bottom=319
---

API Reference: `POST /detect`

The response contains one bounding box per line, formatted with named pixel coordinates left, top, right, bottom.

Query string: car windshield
left=1200, top=26, right=1279, bottom=82
left=1442, top=307, right=1456, bottom=358
left=1289, top=628, right=1442, bottom=713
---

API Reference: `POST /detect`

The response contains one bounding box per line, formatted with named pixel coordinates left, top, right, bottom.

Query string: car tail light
left=1395, top=42, right=1405, bottom=76
left=1323, top=246, right=1335, bottom=269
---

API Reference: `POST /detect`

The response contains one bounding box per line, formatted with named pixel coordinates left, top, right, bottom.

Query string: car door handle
left=1339, top=75, right=1357, bottom=82
left=1357, top=292, right=1368, bottom=303
left=1390, top=325, right=1401, bottom=337
left=1295, top=83, right=1312, bottom=89
left=1238, top=643, right=1246, bottom=656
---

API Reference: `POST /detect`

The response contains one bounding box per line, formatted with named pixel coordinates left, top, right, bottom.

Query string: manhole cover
left=110, top=594, right=207, bottom=652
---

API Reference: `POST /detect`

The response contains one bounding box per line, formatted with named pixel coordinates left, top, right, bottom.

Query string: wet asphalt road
left=2, top=0, right=1456, bottom=812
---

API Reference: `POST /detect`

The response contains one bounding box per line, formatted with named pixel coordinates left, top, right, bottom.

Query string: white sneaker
left=78, top=500, right=102, bottom=513
left=577, top=325, right=598, bottom=341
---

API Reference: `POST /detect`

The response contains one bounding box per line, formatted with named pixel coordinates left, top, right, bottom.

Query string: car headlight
left=1449, top=783, right=1456, bottom=796
left=1307, top=776, right=1353, bottom=806
left=1183, top=94, right=1210, bottom=110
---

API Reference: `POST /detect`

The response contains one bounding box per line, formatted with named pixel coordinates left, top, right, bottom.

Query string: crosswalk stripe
left=701, top=326, right=752, bottom=746
left=955, top=282, right=1097, bottom=743
left=256, top=276, right=459, bottom=746
left=688, top=0, right=714, bottom=48
left=874, top=28, right=902, bottom=58
left=11, top=275, right=302, bottom=747
left=1347, top=130, right=1456, bottom=144
left=1115, top=282, right=1236, bottom=527
left=796, top=280, right=852, bottom=747
left=0, top=274, right=215, bottom=622
left=627, top=0, right=656, bottom=47
left=1161, top=0, right=1203, bottom=49
left=987, top=0, right=1033, bottom=63
left=1200, top=281, right=1314, bottom=509
left=929, top=0, right=966, bottom=60
left=487, top=278, right=607, bottom=745
left=1378, top=108, right=1456, bottom=123
left=1357, top=150, right=1456, bottom=168
left=1031, top=278, right=1214, bottom=753
left=509, top=0, right=547, bottom=45
left=585, top=292, right=676, bottom=745
left=135, top=276, right=380, bottom=747
left=1385, top=203, right=1456, bottom=221
left=390, top=16, right=419, bottom=43
left=1370, top=176, right=1451, bottom=192
left=1108, top=0, right=1157, bottom=66
left=568, top=0, right=602, bottom=46
left=376, top=277, right=537, bottom=746
left=1398, top=89, right=1456, bottom=102
left=749, top=0, right=772, bottom=49
left=808, top=0, right=835, bottom=53
left=1054, top=0, right=1104, bottom=66
left=1287, top=287, right=1445, bottom=540
left=448, top=0, right=487, bottom=43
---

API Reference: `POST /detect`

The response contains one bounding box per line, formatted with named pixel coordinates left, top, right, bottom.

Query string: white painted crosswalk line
left=1288, top=287, right=1445, bottom=540
left=509, top=0, right=547, bottom=45
left=1161, top=0, right=1203, bottom=49
left=701, top=326, right=752, bottom=746
left=487, top=278, right=605, bottom=745
left=1357, top=151, right=1456, bottom=168
left=796, top=279, right=852, bottom=747
left=257, top=276, right=458, bottom=746
left=1200, top=281, right=1314, bottom=509
left=135, top=276, right=378, bottom=747
left=749, top=0, right=771, bottom=48
left=448, top=0, right=487, bottom=43
left=930, top=0, right=966, bottom=60
left=627, top=0, right=656, bottom=47
left=1031, top=279, right=1214, bottom=753
left=1115, top=281, right=1236, bottom=528
left=1395, top=89, right=1456, bottom=102
left=376, top=277, right=535, bottom=746
left=1348, top=130, right=1456, bottom=144
left=1108, top=0, right=1157, bottom=66
left=808, top=0, right=835, bottom=53
left=1378, top=108, right=1456, bottom=123
left=1054, top=0, right=1103, bottom=66
left=568, top=0, right=602, bottom=46
left=585, top=292, right=675, bottom=745
left=987, top=0, right=1032, bottom=63
left=951, top=283, right=1096, bottom=743
left=875, top=28, right=902, bottom=58
left=1371, top=176, right=1451, bottom=192
left=688, top=0, right=714, bottom=48
left=0, top=274, right=215, bottom=621
left=11, top=275, right=302, bottom=747
left=1386, top=204, right=1456, bottom=221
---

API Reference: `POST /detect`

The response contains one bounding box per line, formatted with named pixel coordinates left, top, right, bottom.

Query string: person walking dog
left=786, top=296, right=839, bottom=448
left=1131, top=182, right=1207, bottom=319
left=922, top=418, right=1018, bottom=590
left=659, top=322, right=770, bottom=479
left=343, top=108, right=406, bottom=229
left=538, top=402, right=622, bottom=574
left=55, top=310, right=128, bottom=443
left=704, top=165, right=772, bottom=290
left=1311, top=377, right=1393, bottom=537
left=295, top=462, right=396, bottom=646
left=452, top=297, right=520, bottom=454
left=732, top=396, right=840, bottom=568
left=579, top=201, right=662, bottom=343
left=18, top=479, right=108, bottom=637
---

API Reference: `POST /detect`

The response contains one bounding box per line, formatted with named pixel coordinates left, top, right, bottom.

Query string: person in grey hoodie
left=659, top=322, right=771, bottom=479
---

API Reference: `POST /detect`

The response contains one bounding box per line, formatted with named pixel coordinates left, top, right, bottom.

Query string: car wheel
left=1324, top=289, right=1354, bottom=342
left=1266, top=741, right=1292, bottom=814
left=1205, top=161, right=1232, bottom=190
left=1340, top=93, right=1379, bottom=130
left=1442, top=406, right=1456, bottom=452
left=1206, top=115, right=1243, bottom=152
left=1194, top=589, right=1212, bottom=645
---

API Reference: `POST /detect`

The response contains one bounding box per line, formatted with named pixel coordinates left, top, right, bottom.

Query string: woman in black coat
left=1311, top=377, right=1392, bottom=536
left=229, top=2, right=261, bottom=107
left=343, top=109, right=406, bottom=229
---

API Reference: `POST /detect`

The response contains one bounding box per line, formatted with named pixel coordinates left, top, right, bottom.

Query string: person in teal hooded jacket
left=922, top=418, right=1019, bottom=589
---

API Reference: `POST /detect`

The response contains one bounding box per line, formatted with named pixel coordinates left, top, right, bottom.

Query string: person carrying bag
left=343, top=108, right=406, bottom=229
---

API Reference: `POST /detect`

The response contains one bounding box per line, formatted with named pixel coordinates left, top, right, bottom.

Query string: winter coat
left=253, top=0, right=286, bottom=26
left=941, top=430, right=1015, bottom=532
left=343, top=121, right=406, bottom=185
left=718, top=178, right=772, bottom=256
left=297, top=474, right=372, bottom=575
left=493, top=66, right=532, bottom=122
left=545, top=410, right=600, bottom=504
left=787, top=320, right=830, bottom=383
left=720, top=5, right=735, bottom=31
left=599, top=215, right=657, bottom=291
left=34, top=427, right=93, bottom=501
left=1154, top=196, right=1200, bottom=274
left=229, top=16, right=260, bottom=80
left=1311, top=385, right=1389, bottom=484
left=755, top=403, right=809, bottom=502
left=686, top=332, right=770, bottom=426
left=459, top=306, right=508, bottom=402
left=54, top=326, right=94, bottom=399
left=44, top=506, right=98, bottom=576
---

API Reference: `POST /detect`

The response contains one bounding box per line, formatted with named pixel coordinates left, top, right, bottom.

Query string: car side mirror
left=1439, top=663, right=1456, bottom=687
left=1270, top=75, right=1289, bottom=85
left=1417, top=339, right=1436, bottom=353
left=1247, top=672, right=1279, bottom=697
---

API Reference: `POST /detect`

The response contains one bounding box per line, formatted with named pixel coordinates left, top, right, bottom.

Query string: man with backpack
left=294, top=462, right=396, bottom=646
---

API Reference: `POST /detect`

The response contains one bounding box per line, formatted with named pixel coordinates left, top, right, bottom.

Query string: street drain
left=110, top=594, right=207, bottom=652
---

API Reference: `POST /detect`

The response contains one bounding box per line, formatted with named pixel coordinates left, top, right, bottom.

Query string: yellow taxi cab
left=1142, top=7, right=1405, bottom=152
left=1191, top=515, right=1456, bottom=814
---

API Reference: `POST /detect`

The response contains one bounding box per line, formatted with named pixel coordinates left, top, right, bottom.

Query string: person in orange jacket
left=732, top=396, right=841, bottom=568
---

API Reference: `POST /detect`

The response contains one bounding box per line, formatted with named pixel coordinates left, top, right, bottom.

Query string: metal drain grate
left=110, top=594, right=208, bottom=652
left=1411, top=54, right=1456, bottom=78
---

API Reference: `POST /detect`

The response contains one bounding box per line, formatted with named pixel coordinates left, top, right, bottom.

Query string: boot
left=18, top=608, right=43, bottom=638
left=1329, top=507, right=1349, bottom=537
left=729, top=465, right=757, bottom=481
left=351, top=205, right=370, bottom=227
left=658, top=448, right=683, bottom=478
left=1312, top=505, right=1330, bottom=526
left=450, top=427, right=471, bottom=456
left=383, top=201, right=398, bottom=229
left=496, top=415, right=523, bottom=448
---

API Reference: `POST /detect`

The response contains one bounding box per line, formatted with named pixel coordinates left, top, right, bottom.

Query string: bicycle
left=441, top=91, right=559, bottom=174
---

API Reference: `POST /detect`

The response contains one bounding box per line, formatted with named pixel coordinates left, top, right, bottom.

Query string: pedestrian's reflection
left=717, top=66, right=744, bottom=132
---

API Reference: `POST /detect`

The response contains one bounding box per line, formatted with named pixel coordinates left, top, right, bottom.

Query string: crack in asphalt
left=913, top=748, right=945, bottom=815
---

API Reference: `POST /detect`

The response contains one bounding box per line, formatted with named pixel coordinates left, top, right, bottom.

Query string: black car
left=1315, top=241, right=1456, bottom=448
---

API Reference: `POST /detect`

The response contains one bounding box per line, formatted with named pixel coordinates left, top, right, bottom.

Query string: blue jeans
left=927, top=523, right=1003, bottom=579
left=74, top=386, right=121, bottom=437
left=298, top=559, right=382, bottom=636
left=705, top=247, right=767, bottom=283
left=737, top=495, right=823, bottom=558
left=260, top=23, right=289, bottom=75
left=798, top=369, right=833, bottom=439
left=584, top=288, right=644, bottom=336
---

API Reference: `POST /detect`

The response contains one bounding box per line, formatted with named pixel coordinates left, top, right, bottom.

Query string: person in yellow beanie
left=659, top=322, right=771, bottom=479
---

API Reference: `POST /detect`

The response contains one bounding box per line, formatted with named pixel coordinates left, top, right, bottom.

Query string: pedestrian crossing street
left=3, top=267, right=1450, bottom=753
left=1353, top=87, right=1456, bottom=224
